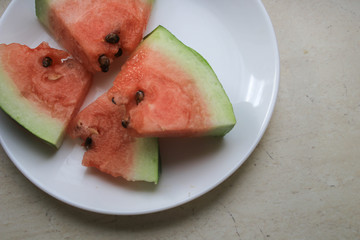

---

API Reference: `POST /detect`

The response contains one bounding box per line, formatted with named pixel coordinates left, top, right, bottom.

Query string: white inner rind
left=132, top=137, right=159, bottom=183
left=0, top=68, right=64, bottom=148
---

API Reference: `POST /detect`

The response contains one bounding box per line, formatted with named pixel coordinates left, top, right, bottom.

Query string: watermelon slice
left=0, top=42, right=92, bottom=148
left=69, top=93, right=159, bottom=183
left=36, top=0, right=155, bottom=73
left=107, top=26, right=236, bottom=137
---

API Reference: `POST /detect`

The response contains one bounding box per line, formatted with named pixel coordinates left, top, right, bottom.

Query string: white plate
left=0, top=0, right=279, bottom=215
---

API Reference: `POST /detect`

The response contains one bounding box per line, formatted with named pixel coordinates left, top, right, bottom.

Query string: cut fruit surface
left=69, top=93, right=159, bottom=183
left=36, top=0, right=155, bottom=73
left=0, top=42, right=92, bottom=148
left=108, top=26, right=236, bottom=137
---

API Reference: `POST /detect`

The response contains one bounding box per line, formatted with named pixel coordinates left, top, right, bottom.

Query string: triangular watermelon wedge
left=0, top=42, right=92, bottom=148
left=36, top=0, right=155, bottom=73
left=107, top=26, right=236, bottom=137
left=69, top=93, right=159, bottom=183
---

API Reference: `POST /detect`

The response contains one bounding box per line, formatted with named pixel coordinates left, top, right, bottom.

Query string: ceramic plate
left=0, top=0, right=279, bottom=215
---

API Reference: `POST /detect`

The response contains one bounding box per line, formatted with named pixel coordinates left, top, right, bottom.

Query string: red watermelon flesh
left=108, top=26, right=236, bottom=137
left=0, top=42, right=92, bottom=148
left=108, top=49, right=212, bottom=137
left=69, top=93, right=159, bottom=183
left=36, top=0, right=155, bottom=73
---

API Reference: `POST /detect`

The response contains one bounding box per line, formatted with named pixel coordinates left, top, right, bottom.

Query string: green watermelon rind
left=145, top=0, right=156, bottom=5
left=133, top=137, right=159, bottom=183
left=186, top=47, right=236, bottom=136
left=35, top=0, right=52, bottom=29
left=143, top=26, right=236, bottom=136
left=0, top=67, right=64, bottom=148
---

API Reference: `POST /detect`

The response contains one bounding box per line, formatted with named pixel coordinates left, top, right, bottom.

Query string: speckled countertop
left=1, top=1, right=359, bottom=239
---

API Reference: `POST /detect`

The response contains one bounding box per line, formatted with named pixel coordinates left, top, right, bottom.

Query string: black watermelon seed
left=100, top=65, right=109, bottom=72
left=98, top=54, right=110, bottom=72
left=135, top=90, right=144, bottom=105
left=42, top=57, right=52, bottom=67
left=98, top=54, right=110, bottom=66
left=111, top=97, right=116, bottom=104
left=84, top=137, right=92, bottom=150
left=115, top=48, right=123, bottom=57
left=121, top=120, right=129, bottom=128
left=105, top=33, right=120, bottom=44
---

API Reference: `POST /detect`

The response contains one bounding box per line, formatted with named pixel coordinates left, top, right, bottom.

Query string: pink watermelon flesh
left=0, top=42, right=92, bottom=148
left=108, top=26, right=236, bottom=137
left=36, top=0, right=154, bottom=73
left=108, top=50, right=212, bottom=137
left=69, top=93, right=159, bottom=183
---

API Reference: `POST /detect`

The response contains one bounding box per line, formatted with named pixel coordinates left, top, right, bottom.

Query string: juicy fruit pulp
left=69, top=93, right=159, bottom=183
left=36, top=0, right=155, bottom=73
left=68, top=25, right=235, bottom=183
left=0, top=42, right=92, bottom=148
left=108, top=26, right=236, bottom=137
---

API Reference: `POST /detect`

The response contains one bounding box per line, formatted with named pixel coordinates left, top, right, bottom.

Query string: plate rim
left=0, top=0, right=279, bottom=215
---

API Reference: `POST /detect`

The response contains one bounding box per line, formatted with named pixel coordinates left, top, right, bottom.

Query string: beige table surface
left=1, top=1, right=359, bottom=239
